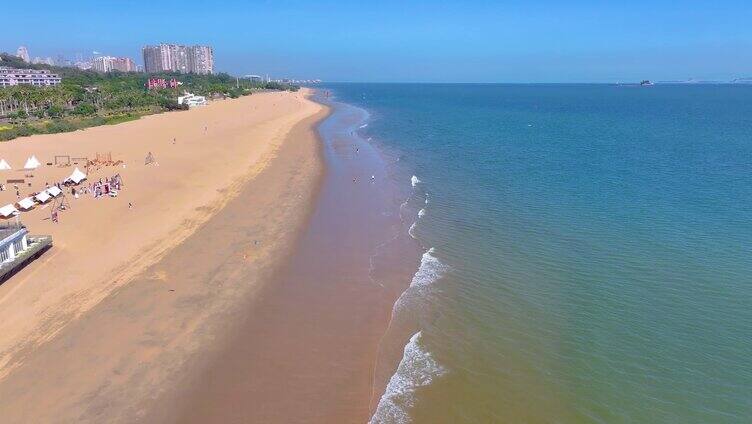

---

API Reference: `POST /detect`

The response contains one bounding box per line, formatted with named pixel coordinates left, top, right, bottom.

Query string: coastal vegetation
left=0, top=53, right=299, bottom=141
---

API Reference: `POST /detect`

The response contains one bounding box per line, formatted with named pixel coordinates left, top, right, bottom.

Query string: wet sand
left=149, top=96, right=422, bottom=423
left=0, top=90, right=327, bottom=422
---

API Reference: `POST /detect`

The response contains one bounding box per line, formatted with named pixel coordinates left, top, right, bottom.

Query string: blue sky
left=3, top=0, right=751, bottom=82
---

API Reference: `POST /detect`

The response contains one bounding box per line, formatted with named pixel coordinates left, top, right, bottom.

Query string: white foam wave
left=393, top=249, right=448, bottom=314
left=369, top=331, right=446, bottom=424
left=424, top=193, right=429, bottom=205
left=408, top=248, right=446, bottom=289
left=408, top=222, right=417, bottom=239
left=411, top=175, right=421, bottom=187
left=399, top=199, right=410, bottom=221
left=359, top=123, right=369, bottom=129
left=417, top=209, right=426, bottom=218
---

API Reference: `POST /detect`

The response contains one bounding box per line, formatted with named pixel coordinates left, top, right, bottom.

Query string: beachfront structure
left=177, top=92, right=207, bottom=107
left=92, top=56, right=137, bottom=73
left=0, top=222, right=52, bottom=283
left=0, top=67, right=61, bottom=87
left=142, top=44, right=214, bottom=74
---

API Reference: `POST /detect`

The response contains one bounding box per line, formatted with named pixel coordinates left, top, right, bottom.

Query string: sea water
left=323, top=83, right=752, bottom=423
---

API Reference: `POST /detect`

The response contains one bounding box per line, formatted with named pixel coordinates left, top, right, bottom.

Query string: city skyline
left=2, top=1, right=751, bottom=82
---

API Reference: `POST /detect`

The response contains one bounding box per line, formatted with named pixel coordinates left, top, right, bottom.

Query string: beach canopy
left=0, top=159, right=11, bottom=170
left=35, top=190, right=51, bottom=203
left=17, top=197, right=35, bottom=211
left=46, top=186, right=62, bottom=197
left=66, top=167, right=87, bottom=184
left=0, top=204, right=19, bottom=218
left=23, top=155, right=41, bottom=170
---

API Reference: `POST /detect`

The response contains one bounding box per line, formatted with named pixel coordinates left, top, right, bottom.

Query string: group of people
left=0, top=184, right=26, bottom=199
left=71, top=174, right=123, bottom=199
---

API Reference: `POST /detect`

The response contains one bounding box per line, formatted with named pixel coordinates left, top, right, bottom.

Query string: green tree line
left=0, top=52, right=299, bottom=139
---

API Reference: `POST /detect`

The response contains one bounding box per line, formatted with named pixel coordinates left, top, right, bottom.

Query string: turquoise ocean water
left=323, top=84, right=752, bottom=423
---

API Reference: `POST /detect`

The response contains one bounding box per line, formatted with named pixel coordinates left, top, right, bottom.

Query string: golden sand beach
left=0, top=89, right=327, bottom=422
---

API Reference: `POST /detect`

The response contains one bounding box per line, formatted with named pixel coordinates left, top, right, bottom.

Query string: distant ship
left=640, top=80, right=654, bottom=86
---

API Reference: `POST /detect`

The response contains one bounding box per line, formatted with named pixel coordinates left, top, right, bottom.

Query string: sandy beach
left=0, top=89, right=327, bottom=422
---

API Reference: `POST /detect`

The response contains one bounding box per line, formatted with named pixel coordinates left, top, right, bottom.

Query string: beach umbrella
left=0, top=159, right=11, bottom=170
left=24, top=155, right=41, bottom=170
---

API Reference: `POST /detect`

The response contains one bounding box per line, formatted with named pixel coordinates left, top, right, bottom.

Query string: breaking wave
left=393, top=248, right=447, bottom=314
left=411, top=175, right=421, bottom=187
left=418, top=208, right=426, bottom=218
left=369, top=331, right=446, bottom=424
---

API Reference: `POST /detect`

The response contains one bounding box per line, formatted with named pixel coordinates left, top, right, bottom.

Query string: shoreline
left=154, top=91, right=422, bottom=423
left=0, top=89, right=328, bottom=422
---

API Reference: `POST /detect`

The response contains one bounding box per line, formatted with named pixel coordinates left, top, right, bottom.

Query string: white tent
left=0, top=204, right=19, bottom=218
left=0, top=159, right=11, bottom=170
left=35, top=190, right=51, bottom=203
left=66, top=167, right=87, bottom=184
left=23, top=155, right=41, bottom=170
left=46, top=186, right=62, bottom=197
left=17, top=197, right=35, bottom=211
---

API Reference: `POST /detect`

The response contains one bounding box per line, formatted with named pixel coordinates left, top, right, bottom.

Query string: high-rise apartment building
left=16, top=46, right=30, bottom=63
left=112, top=57, right=137, bottom=72
left=142, top=44, right=213, bottom=74
left=92, top=56, right=137, bottom=73
left=188, top=45, right=214, bottom=75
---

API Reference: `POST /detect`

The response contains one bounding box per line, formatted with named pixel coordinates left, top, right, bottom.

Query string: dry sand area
left=0, top=89, right=327, bottom=422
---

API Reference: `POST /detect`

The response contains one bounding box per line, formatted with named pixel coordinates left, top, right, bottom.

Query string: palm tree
left=0, top=89, right=10, bottom=116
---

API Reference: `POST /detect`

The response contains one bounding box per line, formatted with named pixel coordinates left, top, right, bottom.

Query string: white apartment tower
left=16, top=46, right=30, bottom=63
left=142, top=44, right=213, bottom=74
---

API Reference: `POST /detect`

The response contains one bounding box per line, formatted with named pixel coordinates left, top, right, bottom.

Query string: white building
left=0, top=225, right=28, bottom=264
left=143, top=44, right=213, bottom=74
left=0, top=67, right=61, bottom=87
left=31, top=57, right=54, bottom=66
left=0, top=222, right=52, bottom=283
left=92, top=56, right=115, bottom=73
left=16, top=46, right=30, bottom=63
left=177, top=92, right=207, bottom=107
left=188, top=45, right=214, bottom=75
